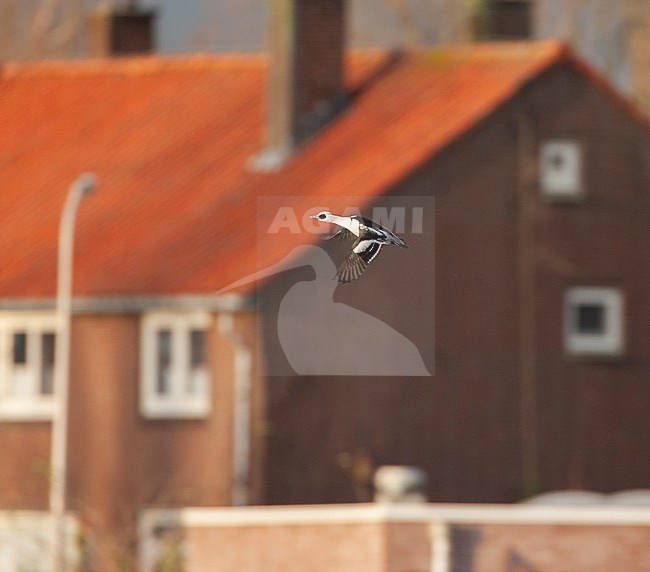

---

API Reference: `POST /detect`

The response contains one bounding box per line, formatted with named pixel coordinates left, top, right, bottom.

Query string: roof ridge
left=419, top=38, right=568, bottom=61
left=1, top=40, right=567, bottom=80
left=1, top=52, right=268, bottom=78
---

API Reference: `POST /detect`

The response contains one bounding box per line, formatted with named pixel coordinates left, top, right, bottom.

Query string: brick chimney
left=256, top=0, right=348, bottom=169
left=88, top=2, right=156, bottom=57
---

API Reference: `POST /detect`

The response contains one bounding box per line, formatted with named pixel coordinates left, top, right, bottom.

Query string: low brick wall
left=188, top=522, right=388, bottom=571
left=139, top=503, right=650, bottom=572
left=448, top=522, right=650, bottom=571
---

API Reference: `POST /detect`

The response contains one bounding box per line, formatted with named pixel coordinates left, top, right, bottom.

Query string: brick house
left=258, top=39, right=650, bottom=506
left=1, top=0, right=650, bottom=567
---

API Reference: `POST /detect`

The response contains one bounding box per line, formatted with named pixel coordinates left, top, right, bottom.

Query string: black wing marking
left=353, top=215, right=391, bottom=235
left=352, top=215, right=409, bottom=248
left=335, top=240, right=383, bottom=283
left=320, top=228, right=355, bottom=241
left=354, top=216, right=386, bottom=240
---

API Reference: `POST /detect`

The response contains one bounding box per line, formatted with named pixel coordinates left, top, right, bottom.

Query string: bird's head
left=310, top=210, right=336, bottom=223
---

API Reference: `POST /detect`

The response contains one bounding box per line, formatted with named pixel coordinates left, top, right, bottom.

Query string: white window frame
left=564, top=287, right=625, bottom=357
left=140, top=312, right=212, bottom=419
left=539, top=139, right=584, bottom=200
left=0, top=313, right=58, bottom=421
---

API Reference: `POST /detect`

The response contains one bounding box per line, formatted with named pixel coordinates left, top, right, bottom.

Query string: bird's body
left=310, top=211, right=409, bottom=283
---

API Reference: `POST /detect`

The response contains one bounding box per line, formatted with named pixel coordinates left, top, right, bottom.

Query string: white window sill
left=565, top=349, right=627, bottom=362
left=0, top=400, right=54, bottom=422
left=566, top=339, right=624, bottom=357
left=140, top=400, right=210, bottom=420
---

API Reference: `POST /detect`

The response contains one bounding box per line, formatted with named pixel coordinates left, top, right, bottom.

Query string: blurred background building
left=2, top=0, right=650, bottom=570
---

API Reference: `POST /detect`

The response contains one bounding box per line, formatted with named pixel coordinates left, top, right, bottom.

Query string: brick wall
left=67, top=310, right=261, bottom=566
left=139, top=503, right=650, bottom=572
left=450, top=522, right=650, bottom=571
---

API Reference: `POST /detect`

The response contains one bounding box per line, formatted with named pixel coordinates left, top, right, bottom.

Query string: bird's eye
left=318, top=214, right=326, bottom=220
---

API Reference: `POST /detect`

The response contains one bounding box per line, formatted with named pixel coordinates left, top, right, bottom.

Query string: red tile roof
left=0, top=40, right=637, bottom=299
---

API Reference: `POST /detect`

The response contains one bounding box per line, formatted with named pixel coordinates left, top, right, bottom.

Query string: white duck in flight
left=310, top=211, right=409, bottom=283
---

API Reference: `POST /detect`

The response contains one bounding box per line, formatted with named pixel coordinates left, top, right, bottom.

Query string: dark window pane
left=10, top=332, right=28, bottom=396
left=12, top=332, right=27, bottom=365
left=577, top=304, right=604, bottom=333
left=156, top=329, right=172, bottom=395
left=190, top=330, right=205, bottom=368
left=188, top=330, right=207, bottom=395
left=40, top=333, right=56, bottom=395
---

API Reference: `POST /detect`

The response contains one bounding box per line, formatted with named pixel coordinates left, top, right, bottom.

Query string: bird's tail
left=392, top=235, right=409, bottom=249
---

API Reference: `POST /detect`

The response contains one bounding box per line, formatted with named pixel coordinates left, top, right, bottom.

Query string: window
left=140, top=312, right=212, bottom=419
left=564, top=287, right=624, bottom=357
left=539, top=139, right=584, bottom=200
left=0, top=314, right=57, bottom=420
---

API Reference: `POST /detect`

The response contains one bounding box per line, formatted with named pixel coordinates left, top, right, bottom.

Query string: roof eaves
left=0, top=293, right=256, bottom=313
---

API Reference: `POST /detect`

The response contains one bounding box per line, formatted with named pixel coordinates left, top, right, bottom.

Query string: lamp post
left=50, top=173, right=97, bottom=571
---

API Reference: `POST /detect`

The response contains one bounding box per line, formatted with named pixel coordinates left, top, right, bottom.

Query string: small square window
left=564, top=287, right=624, bottom=357
left=140, top=312, right=212, bottom=419
left=539, top=140, right=583, bottom=200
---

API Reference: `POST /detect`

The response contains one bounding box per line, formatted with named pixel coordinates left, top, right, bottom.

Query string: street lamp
left=50, top=173, right=97, bottom=571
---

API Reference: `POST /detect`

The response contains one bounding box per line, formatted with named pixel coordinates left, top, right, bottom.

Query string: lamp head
left=74, top=173, right=98, bottom=196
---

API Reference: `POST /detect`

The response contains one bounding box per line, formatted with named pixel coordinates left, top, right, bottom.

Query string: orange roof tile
left=0, top=40, right=635, bottom=299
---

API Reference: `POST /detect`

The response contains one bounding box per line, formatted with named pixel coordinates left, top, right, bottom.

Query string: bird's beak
left=309, top=214, right=318, bottom=219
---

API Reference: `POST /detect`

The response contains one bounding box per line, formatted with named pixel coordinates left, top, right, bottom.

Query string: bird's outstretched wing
left=335, top=240, right=383, bottom=283
left=320, top=228, right=355, bottom=241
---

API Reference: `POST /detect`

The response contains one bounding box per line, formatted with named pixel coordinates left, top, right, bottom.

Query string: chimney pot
left=374, top=466, right=428, bottom=503
left=88, top=5, right=156, bottom=57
